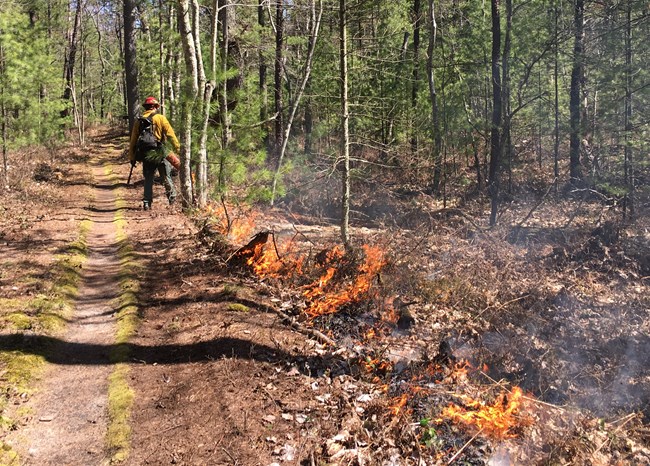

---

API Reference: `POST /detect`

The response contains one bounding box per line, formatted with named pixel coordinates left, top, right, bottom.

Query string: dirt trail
left=6, top=160, right=122, bottom=465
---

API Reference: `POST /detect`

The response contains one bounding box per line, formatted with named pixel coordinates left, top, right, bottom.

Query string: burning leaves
left=232, top=232, right=388, bottom=319
left=229, top=226, right=536, bottom=443
left=207, top=208, right=546, bottom=462
left=441, top=386, right=532, bottom=440
left=303, top=245, right=386, bottom=317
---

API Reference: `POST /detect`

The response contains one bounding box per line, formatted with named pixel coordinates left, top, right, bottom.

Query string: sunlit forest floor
left=1, top=126, right=649, bottom=464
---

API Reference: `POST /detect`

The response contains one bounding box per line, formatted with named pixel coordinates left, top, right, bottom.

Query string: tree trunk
left=553, top=0, right=560, bottom=191
left=488, top=0, right=502, bottom=226
left=159, top=0, right=166, bottom=106
left=259, top=0, right=269, bottom=150
left=426, top=0, right=441, bottom=194
left=195, top=0, right=219, bottom=208
left=623, top=0, right=634, bottom=218
left=1, top=43, right=6, bottom=186
left=272, top=0, right=284, bottom=167
left=270, top=0, right=322, bottom=206
left=218, top=0, right=232, bottom=150
left=339, top=0, right=350, bottom=247
left=62, top=0, right=82, bottom=120
left=410, top=0, right=421, bottom=154
left=502, top=0, right=512, bottom=194
left=124, top=0, right=140, bottom=129
left=304, top=81, right=313, bottom=156
left=569, top=0, right=584, bottom=183
left=178, top=0, right=200, bottom=206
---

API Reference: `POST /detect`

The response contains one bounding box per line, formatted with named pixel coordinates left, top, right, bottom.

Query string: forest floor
left=1, top=126, right=649, bottom=465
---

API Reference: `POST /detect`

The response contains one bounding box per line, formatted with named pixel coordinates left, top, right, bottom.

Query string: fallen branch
left=479, top=370, right=564, bottom=411
left=236, top=297, right=338, bottom=348
left=593, top=413, right=638, bottom=456
left=447, top=427, right=484, bottom=464
left=472, top=294, right=530, bottom=321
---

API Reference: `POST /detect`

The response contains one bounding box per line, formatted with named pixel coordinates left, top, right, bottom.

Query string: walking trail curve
left=6, top=158, right=122, bottom=465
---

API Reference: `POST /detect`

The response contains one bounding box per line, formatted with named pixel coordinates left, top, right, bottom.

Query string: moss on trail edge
left=0, top=210, right=92, bottom=466
left=105, top=165, right=140, bottom=464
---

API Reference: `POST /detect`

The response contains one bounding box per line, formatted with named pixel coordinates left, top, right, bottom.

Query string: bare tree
left=488, top=0, right=503, bottom=226
left=569, top=0, right=584, bottom=183
left=123, top=0, right=139, bottom=129
left=340, top=0, right=350, bottom=247
left=177, top=0, right=199, bottom=206
left=270, top=0, right=323, bottom=205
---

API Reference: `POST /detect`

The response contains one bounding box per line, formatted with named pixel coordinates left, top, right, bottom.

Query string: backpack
left=134, top=114, right=160, bottom=161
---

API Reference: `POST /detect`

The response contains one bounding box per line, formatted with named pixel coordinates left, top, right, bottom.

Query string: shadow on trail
left=0, top=334, right=346, bottom=377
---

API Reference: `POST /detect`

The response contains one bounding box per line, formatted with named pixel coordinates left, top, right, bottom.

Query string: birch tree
left=177, top=0, right=199, bottom=206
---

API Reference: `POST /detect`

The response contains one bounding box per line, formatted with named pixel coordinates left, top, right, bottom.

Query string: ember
left=441, top=387, right=529, bottom=440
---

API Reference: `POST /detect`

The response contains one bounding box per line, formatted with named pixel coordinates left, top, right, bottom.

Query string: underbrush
left=200, top=168, right=649, bottom=462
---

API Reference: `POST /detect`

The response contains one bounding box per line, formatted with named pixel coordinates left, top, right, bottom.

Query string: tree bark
left=1, top=43, right=7, bottom=186
left=623, top=0, right=634, bottom=218
left=410, top=0, right=421, bottom=154
left=553, top=0, right=560, bottom=191
left=259, top=0, right=269, bottom=150
left=426, top=0, right=442, bottom=194
left=178, top=0, right=199, bottom=206
left=569, top=0, right=584, bottom=183
left=62, top=0, right=82, bottom=120
left=218, top=0, right=232, bottom=149
left=195, top=0, right=219, bottom=208
left=272, top=0, right=284, bottom=167
left=488, top=0, right=502, bottom=226
left=502, top=0, right=512, bottom=194
left=123, top=0, right=140, bottom=129
left=339, top=0, right=350, bottom=247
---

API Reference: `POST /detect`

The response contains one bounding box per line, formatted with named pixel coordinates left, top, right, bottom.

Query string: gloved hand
left=130, top=160, right=137, bottom=168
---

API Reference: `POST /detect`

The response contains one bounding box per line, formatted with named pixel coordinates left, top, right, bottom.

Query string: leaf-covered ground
left=1, top=127, right=649, bottom=465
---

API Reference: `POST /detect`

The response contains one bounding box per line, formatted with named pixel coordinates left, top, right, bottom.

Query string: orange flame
left=442, top=387, right=528, bottom=439
left=304, top=245, right=386, bottom=317
left=228, top=216, right=257, bottom=242
left=390, top=393, right=410, bottom=416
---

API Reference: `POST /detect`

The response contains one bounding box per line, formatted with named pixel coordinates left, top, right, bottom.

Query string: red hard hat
left=144, top=96, right=159, bottom=106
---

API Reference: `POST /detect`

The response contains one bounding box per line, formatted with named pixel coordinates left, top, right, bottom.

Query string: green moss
left=0, top=441, right=20, bottom=465
left=106, top=364, right=134, bottom=463
left=0, top=194, right=90, bottom=443
left=105, top=182, right=140, bottom=463
left=0, top=351, right=45, bottom=397
left=6, top=313, right=32, bottom=330
left=221, top=284, right=240, bottom=298
left=227, top=303, right=250, bottom=313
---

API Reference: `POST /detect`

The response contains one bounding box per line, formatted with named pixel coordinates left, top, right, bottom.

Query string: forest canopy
left=1, top=0, right=648, bottom=226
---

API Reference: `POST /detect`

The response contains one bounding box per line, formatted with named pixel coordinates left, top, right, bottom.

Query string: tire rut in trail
left=6, top=161, right=124, bottom=466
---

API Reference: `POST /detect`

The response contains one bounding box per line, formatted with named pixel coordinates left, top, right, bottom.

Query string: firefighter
left=128, top=96, right=181, bottom=210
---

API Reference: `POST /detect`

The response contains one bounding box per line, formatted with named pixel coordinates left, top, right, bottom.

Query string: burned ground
left=1, top=127, right=649, bottom=465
